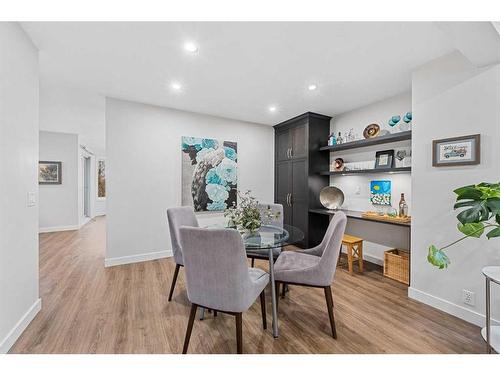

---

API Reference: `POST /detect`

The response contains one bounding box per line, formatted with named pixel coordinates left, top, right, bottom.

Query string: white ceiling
left=22, top=22, right=456, bottom=125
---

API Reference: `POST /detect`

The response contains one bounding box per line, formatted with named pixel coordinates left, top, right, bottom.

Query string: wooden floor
left=10, top=216, right=484, bottom=354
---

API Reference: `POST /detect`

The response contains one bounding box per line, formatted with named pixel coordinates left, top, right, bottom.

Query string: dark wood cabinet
left=274, top=112, right=331, bottom=247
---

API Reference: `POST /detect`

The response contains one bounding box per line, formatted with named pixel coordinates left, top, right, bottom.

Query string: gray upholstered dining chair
left=273, top=211, right=347, bottom=339
left=246, top=203, right=284, bottom=267
left=166, top=206, right=199, bottom=301
left=179, top=226, right=269, bottom=354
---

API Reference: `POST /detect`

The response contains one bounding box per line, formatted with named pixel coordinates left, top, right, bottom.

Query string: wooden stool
left=342, top=234, right=364, bottom=275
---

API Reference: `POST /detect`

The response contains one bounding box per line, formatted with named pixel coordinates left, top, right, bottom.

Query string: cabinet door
left=276, top=130, right=291, bottom=162
left=275, top=161, right=292, bottom=226
left=291, top=123, right=308, bottom=159
left=291, top=159, right=308, bottom=246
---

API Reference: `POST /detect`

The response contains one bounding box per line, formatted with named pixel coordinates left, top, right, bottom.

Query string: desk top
left=309, top=208, right=411, bottom=228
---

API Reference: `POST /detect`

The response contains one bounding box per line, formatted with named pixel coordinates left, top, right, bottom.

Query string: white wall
left=39, top=131, right=80, bottom=231
left=106, top=98, right=274, bottom=266
left=0, top=22, right=40, bottom=353
left=330, top=92, right=412, bottom=263
left=40, top=84, right=105, bottom=155
left=39, top=84, right=106, bottom=219
left=410, top=51, right=500, bottom=326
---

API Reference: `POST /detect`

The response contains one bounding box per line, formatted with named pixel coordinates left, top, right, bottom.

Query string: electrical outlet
left=462, top=289, right=476, bottom=306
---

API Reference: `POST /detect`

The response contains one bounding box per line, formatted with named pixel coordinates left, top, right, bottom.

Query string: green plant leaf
left=456, top=201, right=489, bottom=224
left=454, top=200, right=477, bottom=209
left=457, top=222, right=484, bottom=238
left=427, top=245, right=450, bottom=269
left=497, top=214, right=500, bottom=225
left=486, top=198, right=500, bottom=215
left=454, top=186, right=483, bottom=200
left=486, top=227, right=500, bottom=239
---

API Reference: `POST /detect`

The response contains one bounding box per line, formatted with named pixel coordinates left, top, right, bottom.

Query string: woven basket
left=383, top=249, right=409, bottom=285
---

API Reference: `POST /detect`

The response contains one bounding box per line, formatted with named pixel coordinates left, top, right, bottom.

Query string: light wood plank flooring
left=10, top=216, right=484, bottom=353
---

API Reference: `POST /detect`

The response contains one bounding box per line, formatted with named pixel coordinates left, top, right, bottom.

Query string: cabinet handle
left=289, top=193, right=292, bottom=206
left=287, top=148, right=291, bottom=159
left=290, top=148, right=293, bottom=158
left=286, top=193, right=290, bottom=206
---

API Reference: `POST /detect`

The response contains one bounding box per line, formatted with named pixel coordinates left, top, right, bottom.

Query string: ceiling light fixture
left=308, top=84, right=317, bottom=91
left=184, top=42, right=198, bottom=53
left=171, top=82, right=182, bottom=91
left=268, top=106, right=277, bottom=113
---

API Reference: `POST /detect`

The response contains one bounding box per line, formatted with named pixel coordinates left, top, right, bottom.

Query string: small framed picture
left=39, top=161, right=62, bottom=184
left=432, top=134, right=480, bottom=167
left=375, top=150, right=394, bottom=169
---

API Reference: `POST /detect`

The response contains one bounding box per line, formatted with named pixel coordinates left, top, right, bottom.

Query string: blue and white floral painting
left=181, top=136, right=237, bottom=212
left=370, top=180, right=391, bottom=206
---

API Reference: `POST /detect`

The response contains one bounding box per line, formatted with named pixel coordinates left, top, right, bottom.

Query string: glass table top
left=205, top=224, right=304, bottom=250
left=242, top=224, right=304, bottom=250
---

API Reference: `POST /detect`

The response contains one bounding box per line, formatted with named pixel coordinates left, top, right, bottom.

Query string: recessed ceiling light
left=268, top=106, right=277, bottom=113
left=184, top=42, right=198, bottom=53
left=171, top=82, right=182, bottom=91
left=308, top=84, right=317, bottom=91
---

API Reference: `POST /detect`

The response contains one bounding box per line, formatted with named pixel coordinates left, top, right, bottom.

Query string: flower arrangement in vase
left=224, top=190, right=280, bottom=236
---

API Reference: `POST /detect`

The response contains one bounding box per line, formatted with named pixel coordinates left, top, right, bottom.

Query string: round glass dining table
left=203, top=223, right=304, bottom=338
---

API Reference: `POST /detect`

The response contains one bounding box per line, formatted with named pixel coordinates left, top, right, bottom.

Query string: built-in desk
left=308, top=208, right=411, bottom=228
left=309, top=208, right=411, bottom=279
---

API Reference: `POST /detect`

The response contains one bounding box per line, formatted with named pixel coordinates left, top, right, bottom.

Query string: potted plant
left=224, top=190, right=280, bottom=236
left=428, top=182, right=500, bottom=269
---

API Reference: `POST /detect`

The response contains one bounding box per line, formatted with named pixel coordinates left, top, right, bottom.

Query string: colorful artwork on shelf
left=181, top=136, right=238, bottom=212
left=370, top=180, right=391, bottom=206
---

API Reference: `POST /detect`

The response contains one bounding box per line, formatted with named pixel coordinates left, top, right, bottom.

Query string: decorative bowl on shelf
left=363, top=123, right=380, bottom=138
left=319, top=186, right=345, bottom=210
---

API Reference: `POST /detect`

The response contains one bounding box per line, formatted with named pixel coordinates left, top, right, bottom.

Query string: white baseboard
left=408, top=287, right=500, bottom=327
left=341, top=249, right=383, bottom=266
left=39, top=225, right=79, bottom=233
left=104, top=250, right=173, bottom=267
left=0, top=298, right=41, bottom=353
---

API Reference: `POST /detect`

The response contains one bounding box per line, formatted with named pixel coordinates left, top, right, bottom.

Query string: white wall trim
left=408, top=287, right=500, bottom=327
left=104, top=250, right=173, bottom=268
left=363, top=253, right=383, bottom=266
left=39, top=225, right=79, bottom=233
left=0, top=298, right=41, bottom=354
left=341, top=248, right=384, bottom=266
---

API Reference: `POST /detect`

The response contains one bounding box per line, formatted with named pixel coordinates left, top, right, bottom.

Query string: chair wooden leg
left=281, top=283, right=287, bottom=298
left=235, top=313, right=243, bottom=354
left=259, top=290, right=267, bottom=330
left=346, top=244, right=354, bottom=275
left=358, top=242, right=364, bottom=273
left=168, top=264, right=181, bottom=301
left=251, top=258, right=255, bottom=267
left=182, top=303, right=198, bottom=353
left=324, top=286, right=337, bottom=339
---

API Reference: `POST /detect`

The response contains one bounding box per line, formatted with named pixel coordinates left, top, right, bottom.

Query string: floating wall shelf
left=320, top=167, right=411, bottom=176
left=320, top=130, right=412, bottom=152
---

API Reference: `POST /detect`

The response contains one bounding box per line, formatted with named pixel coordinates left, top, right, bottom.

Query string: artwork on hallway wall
left=181, top=136, right=238, bottom=212
left=432, top=134, right=481, bottom=167
left=97, top=159, right=106, bottom=198
left=39, top=161, right=62, bottom=185
left=370, top=180, right=391, bottom=205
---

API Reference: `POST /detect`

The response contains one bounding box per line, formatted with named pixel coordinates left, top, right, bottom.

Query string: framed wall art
left=97, top=158, right=106, bottom=199
left=432, top=134, right=480, bottom=167
left=181, top=136, right=237, bottom=212
left=39, top=161, right=62, bottom=185
left=374, top=149, right=394, bottom=169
